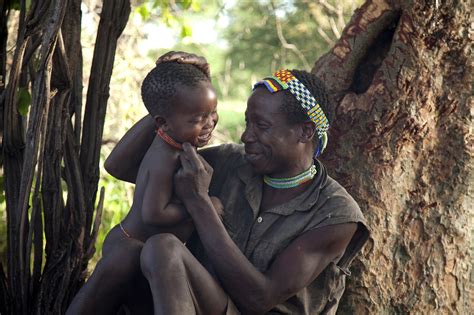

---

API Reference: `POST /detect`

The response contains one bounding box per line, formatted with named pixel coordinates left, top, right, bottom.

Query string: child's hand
left=156, top=51, right=210, bottom=78
left=210, top=196, right=224, bottom=220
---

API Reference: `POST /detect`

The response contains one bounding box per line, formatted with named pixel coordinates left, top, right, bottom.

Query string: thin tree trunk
left=79, top=0, right=131, bottom=258
left=1, top=0, right=131, bottom=313
left=313, top=0, right=471, bottom=313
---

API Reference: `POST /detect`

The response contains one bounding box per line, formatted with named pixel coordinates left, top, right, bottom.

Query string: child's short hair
left=141, top=62, right=210, bottom=117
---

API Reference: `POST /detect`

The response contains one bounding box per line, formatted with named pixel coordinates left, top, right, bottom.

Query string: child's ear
left=299, top=121, right=317, bottom=143
left=154, top=115, right=168, bottom=131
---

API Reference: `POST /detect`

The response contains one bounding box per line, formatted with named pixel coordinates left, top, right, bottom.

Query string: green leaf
left=9, top=0, right=21, bottom=10
left=136, top=5, right=151, bottom=20
left=181, top=0, right=193, bottom=10
left=181, top=24, right=192, bottom=38
left=0, top=176, right=4, bottom=203
left=17, top=87, right=32, bottom=116
left=162, top=9, right=175, bottom=26
left=191, top=1, right=201, bottom=11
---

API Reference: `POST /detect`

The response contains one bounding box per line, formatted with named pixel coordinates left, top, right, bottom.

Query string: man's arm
left=174, top=144, right=358, bottom=314
left=187, top=197, right=356, bottom=314
left=104, top=115, right=155, bottom=183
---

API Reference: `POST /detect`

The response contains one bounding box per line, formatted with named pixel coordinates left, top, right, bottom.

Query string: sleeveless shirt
left=189, top=144, right=369, bottom=314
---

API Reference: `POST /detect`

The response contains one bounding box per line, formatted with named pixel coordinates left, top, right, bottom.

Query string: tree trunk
left=314, top=0, right=471, bottom=313
left=0, top=0, right=131, bottom=313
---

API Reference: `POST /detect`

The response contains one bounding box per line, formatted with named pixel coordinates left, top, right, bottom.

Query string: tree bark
left=313, top=0, right=471, bottom=313
left=79, top=0, right=131, bottom=256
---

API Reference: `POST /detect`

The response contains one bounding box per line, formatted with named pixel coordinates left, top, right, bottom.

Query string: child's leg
left=66, top=227, right=149, bottom=315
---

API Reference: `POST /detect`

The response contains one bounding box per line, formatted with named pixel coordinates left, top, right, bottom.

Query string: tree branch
left=271, top=0, right=311, bottom=71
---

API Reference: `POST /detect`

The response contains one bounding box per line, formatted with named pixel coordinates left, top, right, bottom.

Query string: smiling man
left=105, top=52, right=370, bottom=315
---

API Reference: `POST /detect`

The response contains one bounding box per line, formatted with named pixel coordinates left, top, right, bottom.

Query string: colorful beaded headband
left=253, top=69, right=330, bottom=157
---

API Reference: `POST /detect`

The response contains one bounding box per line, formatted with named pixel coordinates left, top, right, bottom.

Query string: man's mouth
left=244, top=148, right=261, bottom=162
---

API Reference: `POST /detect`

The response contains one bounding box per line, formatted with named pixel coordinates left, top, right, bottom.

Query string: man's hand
left=174, top=143, right=213, bottom=205
left=156, top=51, right=210, bottom=78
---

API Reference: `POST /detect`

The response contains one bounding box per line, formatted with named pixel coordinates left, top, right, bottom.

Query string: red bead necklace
left=156, top=129, right=183, bottom=150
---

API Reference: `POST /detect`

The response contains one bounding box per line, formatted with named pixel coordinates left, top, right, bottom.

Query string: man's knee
left=140, top=233, right=185, bottom=277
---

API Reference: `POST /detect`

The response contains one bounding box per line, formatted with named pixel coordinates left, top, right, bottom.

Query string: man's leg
left=141, top=233, right=229, bottom=315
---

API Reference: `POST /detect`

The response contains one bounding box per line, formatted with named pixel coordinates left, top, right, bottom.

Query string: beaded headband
left=253, top=69, right=330, bottom=157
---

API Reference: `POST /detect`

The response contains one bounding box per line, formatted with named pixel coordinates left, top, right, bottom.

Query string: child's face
left=165, top=81, right=218, bottom=147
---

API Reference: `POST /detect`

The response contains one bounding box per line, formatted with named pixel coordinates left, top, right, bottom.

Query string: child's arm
left=141, top=162, right=190, bottom=226
left=140, top=143, right=224, bottom=226
left=104, top=115, right=155, bottom=183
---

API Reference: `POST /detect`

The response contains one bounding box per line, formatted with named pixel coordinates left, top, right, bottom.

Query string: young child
left=67, top=59, right=220, bottom=314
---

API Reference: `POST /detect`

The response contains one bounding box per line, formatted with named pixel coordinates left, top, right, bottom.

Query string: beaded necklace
left=263, top=164, right=317, bottom=189
left=156, top=129, right=183, bottom=150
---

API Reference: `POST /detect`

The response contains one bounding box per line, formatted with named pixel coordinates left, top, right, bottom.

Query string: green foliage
left=17, top=87, right=32, bottom=116
left=136, top=5, right=151, bottom=20
left=214, top=102, right=246, bottom=144
left=8, top=0, right=21, bottom=10
left=180, top=24, right=193, bottom=38
left=218, top=0, right=362, bottom=100
left=135, top=0, right=206, bottom=39
left=8, top=0, right=31, bottom=10
left=139, top=0, right=361, bottom=101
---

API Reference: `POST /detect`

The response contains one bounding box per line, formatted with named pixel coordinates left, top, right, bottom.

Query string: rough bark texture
left=0, top=0, right=130, bottom=314
left=313, top=0, right=471, bottom=313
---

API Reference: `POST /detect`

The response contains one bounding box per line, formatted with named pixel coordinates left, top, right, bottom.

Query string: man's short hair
left=141, top=62, right=210, bottom=117
left=280, top=70, right=333, bottom=125
left=280, top=70, right=333, bottom=146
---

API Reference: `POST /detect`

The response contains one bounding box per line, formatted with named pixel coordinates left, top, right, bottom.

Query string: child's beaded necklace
left=156, top=129, right=183, bottom=150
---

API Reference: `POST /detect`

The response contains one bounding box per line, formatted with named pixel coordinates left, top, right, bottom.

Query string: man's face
left=165, top=81, right=218, bottom=147
left=241, top=87, right=301, bottom=177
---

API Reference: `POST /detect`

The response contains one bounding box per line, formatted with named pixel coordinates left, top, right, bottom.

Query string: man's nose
left=241, top=126, right=255, bottom=143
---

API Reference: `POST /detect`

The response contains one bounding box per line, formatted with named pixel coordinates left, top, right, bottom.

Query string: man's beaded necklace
left=263, top=165, right=317, bottom=189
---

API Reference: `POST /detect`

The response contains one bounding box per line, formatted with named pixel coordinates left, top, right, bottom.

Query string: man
left=106, top=52, right=369, bottom=314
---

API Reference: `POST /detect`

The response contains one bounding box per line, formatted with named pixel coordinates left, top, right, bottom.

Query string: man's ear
left=154, top=115, right=168, bottom=131
left=299, top=121, right=317, bottom=143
